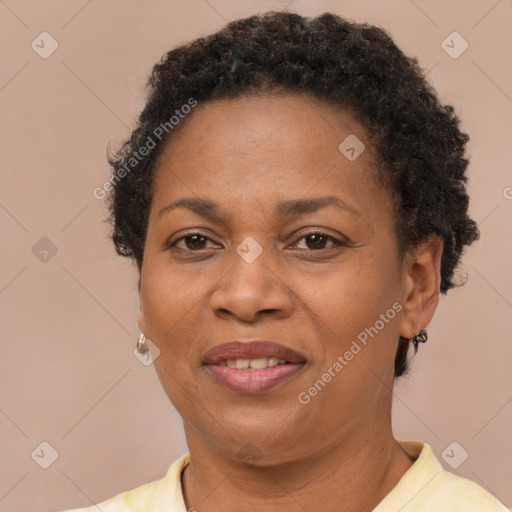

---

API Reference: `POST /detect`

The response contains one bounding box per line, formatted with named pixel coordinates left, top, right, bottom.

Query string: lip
left=202, top=340, right=307, bottom=394
left=202, top=341, right=306, bottom=364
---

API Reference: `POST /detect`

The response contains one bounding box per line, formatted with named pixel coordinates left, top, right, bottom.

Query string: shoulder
left=61, top=481, right=159, bottom=512
left=376, top=441, right=509, bottom=512
left=59, top=453, right=190, bottom=512
left=426, top=469, right=510, bottom=511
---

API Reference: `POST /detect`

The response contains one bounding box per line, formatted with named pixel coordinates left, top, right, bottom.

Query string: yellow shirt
left=62, top=441, right=509, bottom=511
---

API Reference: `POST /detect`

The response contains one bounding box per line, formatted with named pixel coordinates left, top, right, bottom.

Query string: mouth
left=202, top=340, right=306, bottom=394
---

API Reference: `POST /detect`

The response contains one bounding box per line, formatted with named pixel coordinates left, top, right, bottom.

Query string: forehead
left=157, top=93, right=367, bottom=158
left=151, top=93, right=387, bottom=218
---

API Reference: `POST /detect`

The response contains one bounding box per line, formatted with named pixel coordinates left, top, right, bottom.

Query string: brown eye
left=183, top=235, right=208, bottom=250
left=170, top=234, right=216, bottom=251
left=294, top=232, right=346, bottom=251
left=303, top=234, right=329, bottom=250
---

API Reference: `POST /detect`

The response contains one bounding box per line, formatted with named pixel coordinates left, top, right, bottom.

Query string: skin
left=137, top=93, right=443, bottom=512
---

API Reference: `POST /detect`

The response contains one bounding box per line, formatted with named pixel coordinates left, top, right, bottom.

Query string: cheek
left=314, top=257, right=394, bottom=324
left=141, top=255, right=205, bottom=334
left=140, top=267, right=187, bottom=370
left=311, top=256, right=401, bottom=372
left=140, top=254, right=228, bottom=384
left=141, top=262, right=203, bottom=409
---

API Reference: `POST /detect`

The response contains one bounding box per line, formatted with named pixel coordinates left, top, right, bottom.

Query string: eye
left=167, top=230, right=348, bottom=253
left=169, top=233, right=220, bottom=251
left=292, top=232, right=347, bottom=251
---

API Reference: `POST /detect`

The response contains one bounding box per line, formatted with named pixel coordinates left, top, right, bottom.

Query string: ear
left=399, top=234, right=444, bottom=339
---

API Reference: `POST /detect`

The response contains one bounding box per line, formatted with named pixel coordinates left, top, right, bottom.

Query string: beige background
left=0, top=1, right=511, bottom=510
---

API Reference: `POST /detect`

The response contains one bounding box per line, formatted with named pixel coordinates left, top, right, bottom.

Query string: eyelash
left=167, top=230, right=348, bottom=252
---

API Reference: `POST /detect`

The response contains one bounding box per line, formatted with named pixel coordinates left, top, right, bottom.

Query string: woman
left=64, top=11, right=508, bottom=512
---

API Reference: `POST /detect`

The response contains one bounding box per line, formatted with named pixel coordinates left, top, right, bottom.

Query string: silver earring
left=136, top=333, right=148, bottom=354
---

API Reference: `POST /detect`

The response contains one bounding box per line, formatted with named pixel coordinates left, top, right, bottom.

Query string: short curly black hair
left=106, top=11, right=479, bottom=378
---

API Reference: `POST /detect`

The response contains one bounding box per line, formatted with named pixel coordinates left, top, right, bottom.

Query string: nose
left=209, top=247, right=294, bottom=323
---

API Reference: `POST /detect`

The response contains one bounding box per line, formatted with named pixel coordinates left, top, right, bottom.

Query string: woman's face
left=138, top=93, right=438, bottom=463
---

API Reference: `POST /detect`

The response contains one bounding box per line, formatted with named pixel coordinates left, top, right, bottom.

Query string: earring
left=411, top=327, right=428, bottom=352
left=136, top=333, right=148, bottom=354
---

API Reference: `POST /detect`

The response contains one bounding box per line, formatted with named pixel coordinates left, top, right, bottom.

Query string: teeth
left=219, top=357, right=289, bottom=370
left=235, top=359, right=250, bottom=370
left=248, top=357, right=267, bottom=369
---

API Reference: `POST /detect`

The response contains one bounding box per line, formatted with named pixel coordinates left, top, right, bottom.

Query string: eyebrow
left=158, top=196, right=360, bottom=221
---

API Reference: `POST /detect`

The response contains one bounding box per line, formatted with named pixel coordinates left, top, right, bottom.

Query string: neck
left=181, top=423, right=415, bottom=512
